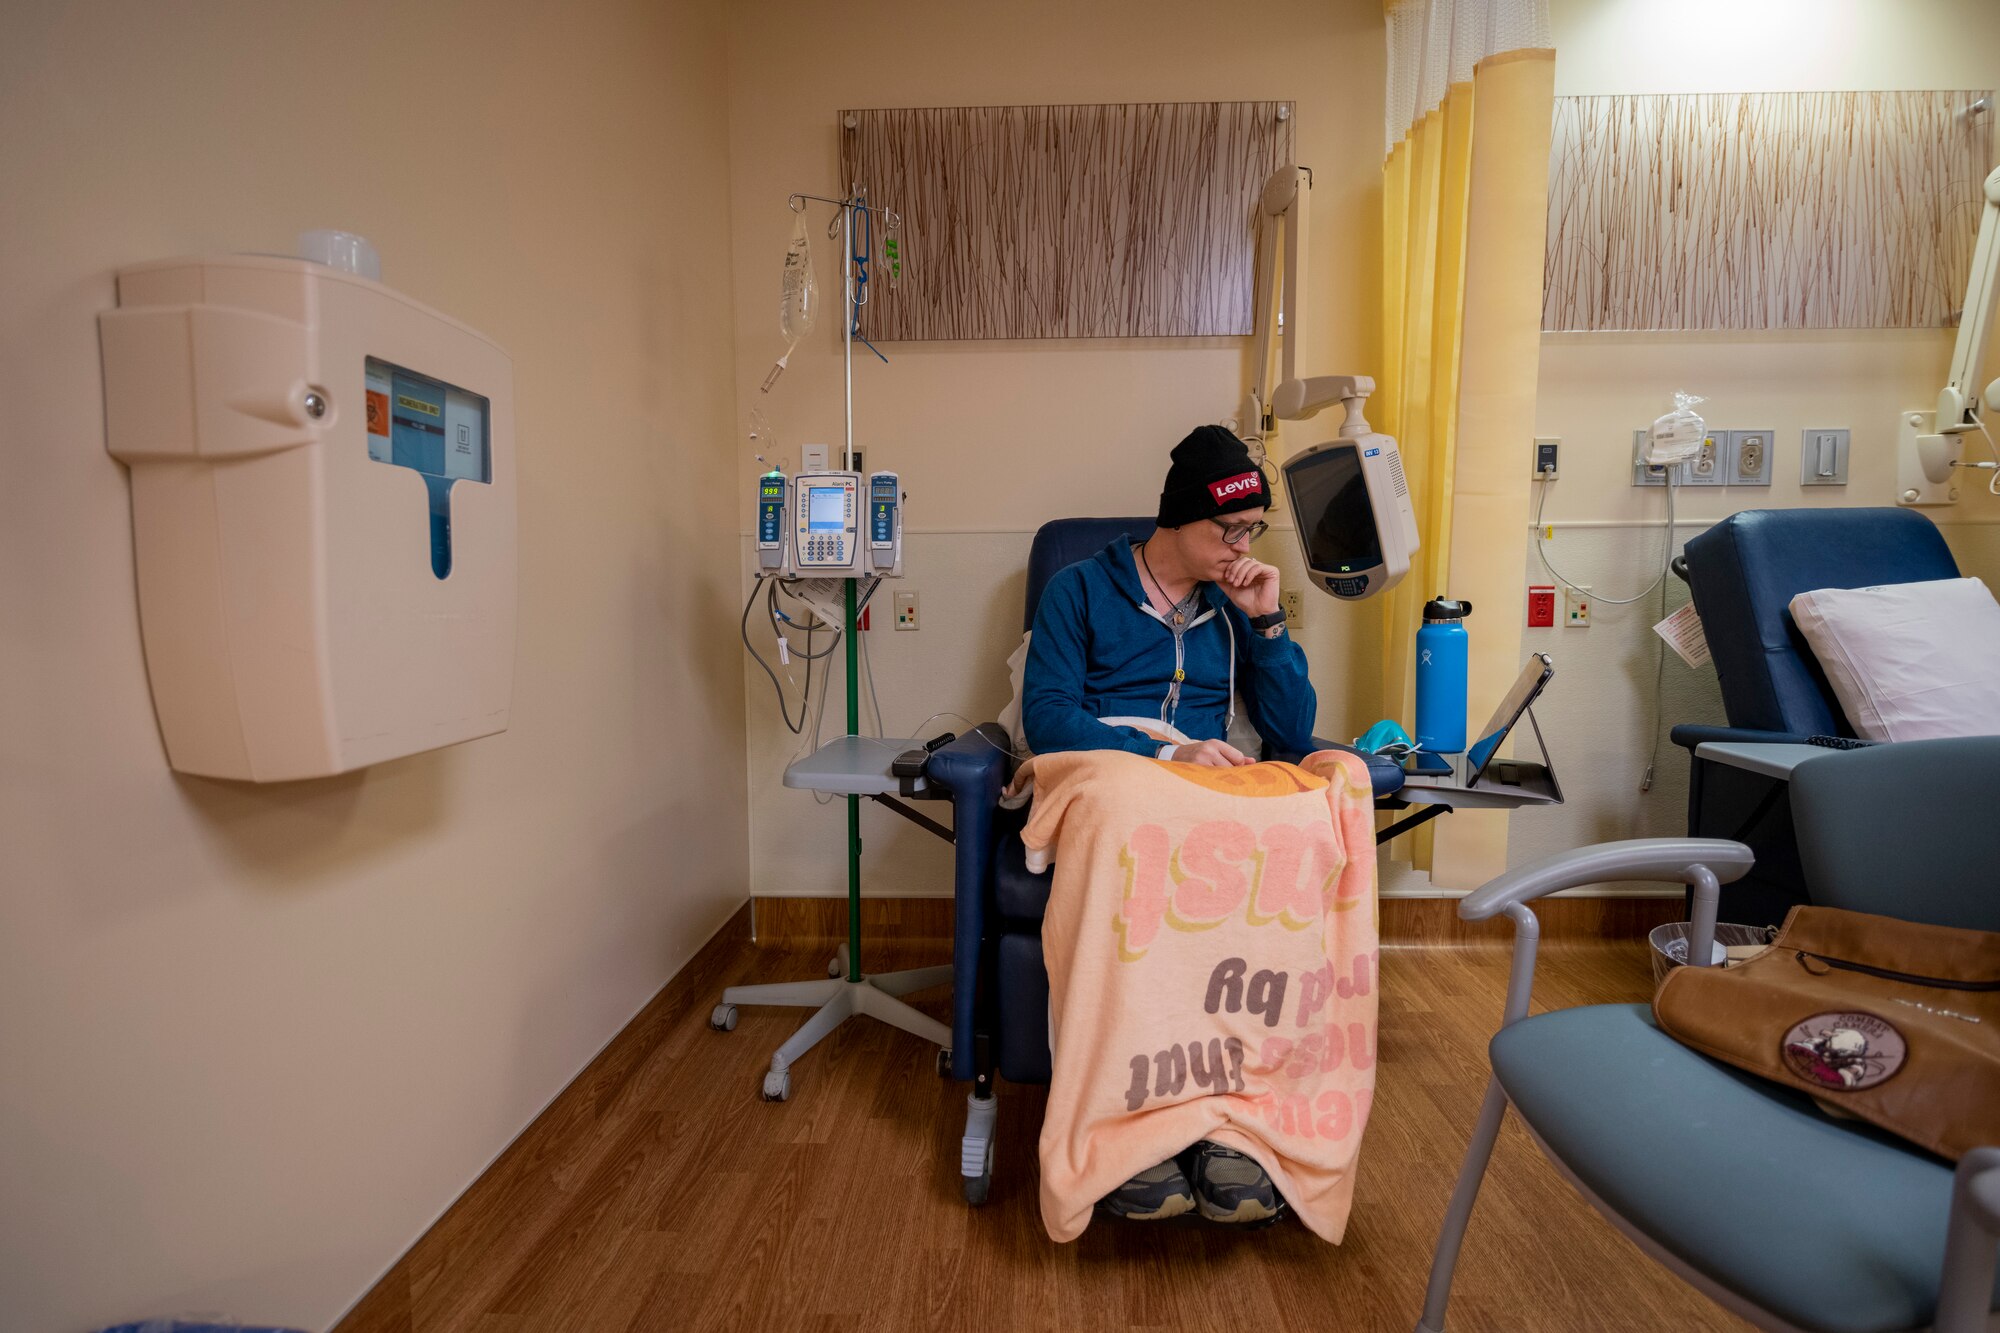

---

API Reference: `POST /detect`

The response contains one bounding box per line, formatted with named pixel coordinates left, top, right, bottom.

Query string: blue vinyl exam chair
left=1671, top=507, right=1961, bottom=925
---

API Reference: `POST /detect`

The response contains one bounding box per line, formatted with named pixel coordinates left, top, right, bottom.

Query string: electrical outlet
left=1564, top=585, right=1591, bottom=627
left=1727, top=429, right=1774, bottom=485
left=1527, top=585, right=1556, bottom=628
left=1682, top=431, right=1726, bottom=486
left=1533, top=437, right=1560, bottom=480
left=893, top=590, right=919, bottom=630
left=1280, top=587, right=1305, bottom=627
left=1632, top=430, right=1673, bottom=486
left=1801, top=429, right=1850, bottom=485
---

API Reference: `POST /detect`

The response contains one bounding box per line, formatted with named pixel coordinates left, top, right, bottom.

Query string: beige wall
left=728, top=0, right=1391, bottom=901
left=1510, top=0, right=2000, bottom=878
left=0, top=4, right=746, bottom=1330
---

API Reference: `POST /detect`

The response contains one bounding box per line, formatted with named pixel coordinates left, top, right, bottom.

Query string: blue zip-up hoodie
left=1022, top=536, right=1317, bottom=757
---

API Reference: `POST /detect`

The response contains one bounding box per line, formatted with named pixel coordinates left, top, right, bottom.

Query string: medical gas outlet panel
left=758, top=468, right=902, bottom=578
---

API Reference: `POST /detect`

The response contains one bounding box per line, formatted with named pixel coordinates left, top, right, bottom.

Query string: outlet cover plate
left=1801, top=429, right=1850, bottom=486
left=1632, top=430, right=1674, bottom=486
left=1534, top=437, right=1560, bottom=480
left=1681, top=431, right=1726, bottom=486
left=1727, top=429, right=1774, bottom=485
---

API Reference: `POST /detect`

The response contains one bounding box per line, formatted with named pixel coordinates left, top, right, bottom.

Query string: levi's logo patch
left=1209, top=472, right=1263, bottom=503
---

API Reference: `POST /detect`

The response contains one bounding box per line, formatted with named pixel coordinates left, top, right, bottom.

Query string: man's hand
left=1170, top=739, right=1254, bottom=768
left=1219, top=555, right=1281, bottom=618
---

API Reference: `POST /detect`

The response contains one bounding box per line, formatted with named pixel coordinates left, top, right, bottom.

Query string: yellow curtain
left=1377, top=44, right=1555, bottom=886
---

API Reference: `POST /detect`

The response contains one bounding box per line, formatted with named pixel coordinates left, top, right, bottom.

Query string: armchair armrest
left=1459, top=838, right=1755, bottom=922
left=1936, top=1146, right=2000, bottom=1333
left=1459, top=838, right=1754, bottom=1029
left=926, top=724, right=1012, bottom=796
left=927, top=725, right=1012, bottom=1082
left=1670, top=724, right=1814, bottom=752
left=1269, top=736, right=1406, bottom=799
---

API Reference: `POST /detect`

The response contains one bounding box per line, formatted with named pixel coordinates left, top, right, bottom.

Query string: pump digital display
left=1291, top=445, right=1382, bottom=575
left=806, top=486, right=847, bottom=532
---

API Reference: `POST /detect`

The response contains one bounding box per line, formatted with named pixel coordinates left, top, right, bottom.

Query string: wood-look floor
left=336, top=915, right=1746, bottom=1333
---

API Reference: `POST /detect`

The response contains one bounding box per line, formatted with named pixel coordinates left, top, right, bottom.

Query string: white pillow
left=1789, top=577, right=2000, bottom=742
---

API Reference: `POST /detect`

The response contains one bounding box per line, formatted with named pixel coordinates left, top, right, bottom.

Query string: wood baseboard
left=749, top=893, right=1682, bottom=947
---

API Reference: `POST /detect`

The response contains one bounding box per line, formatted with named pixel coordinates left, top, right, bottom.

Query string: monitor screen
left=1291, top=446, right=1383, bottom=575
left=806, top=486, right=846, bottom=533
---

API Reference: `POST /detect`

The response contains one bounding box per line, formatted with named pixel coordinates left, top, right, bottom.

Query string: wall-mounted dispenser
left=98, top=250, right=516, bottom=781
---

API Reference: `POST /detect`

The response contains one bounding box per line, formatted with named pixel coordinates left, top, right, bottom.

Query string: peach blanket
left=1020, top=748, right=1379, bottom=1242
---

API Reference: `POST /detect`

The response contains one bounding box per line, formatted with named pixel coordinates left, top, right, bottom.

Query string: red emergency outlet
left=1527, top=585, right=1556, bottom=628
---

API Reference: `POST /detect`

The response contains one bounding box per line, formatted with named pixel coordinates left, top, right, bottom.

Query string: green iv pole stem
left=841, top=191, right=863, bottom=985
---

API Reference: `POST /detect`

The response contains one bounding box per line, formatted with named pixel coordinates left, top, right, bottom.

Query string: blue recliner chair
left=925, top=517, right=1405, bottom=1203
left=1671, top=508, right=1961, bottom=924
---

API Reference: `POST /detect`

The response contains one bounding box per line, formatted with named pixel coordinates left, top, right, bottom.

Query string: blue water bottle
left=1414, top=596, right=1472, bottom=754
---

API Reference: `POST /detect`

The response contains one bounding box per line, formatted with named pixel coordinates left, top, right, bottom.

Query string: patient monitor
left=99, top=252, right=515, bottom=782
left=1281, top=379, right=1420, bottom=600
left=1237, top=166, right=1420, bottom=599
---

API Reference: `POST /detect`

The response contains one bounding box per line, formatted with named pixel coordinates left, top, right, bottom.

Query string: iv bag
left=1646, top=390, right=1707, bottom=465
left=780, top=212, right=818, bottom=344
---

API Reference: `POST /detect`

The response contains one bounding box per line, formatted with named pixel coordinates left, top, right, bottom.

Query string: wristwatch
left=1247, top=610, right=1287, bottom=638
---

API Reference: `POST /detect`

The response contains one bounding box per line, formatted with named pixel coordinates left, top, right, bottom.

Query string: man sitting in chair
left=1021, top=423, right=1315, bottom=1227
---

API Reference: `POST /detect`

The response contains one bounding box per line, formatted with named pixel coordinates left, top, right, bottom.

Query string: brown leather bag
left=1653, top=905, right=2000, bottom=1161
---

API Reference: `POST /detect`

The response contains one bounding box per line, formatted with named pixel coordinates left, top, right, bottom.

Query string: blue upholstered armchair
left=923, top=517, right=1404, bottom=1203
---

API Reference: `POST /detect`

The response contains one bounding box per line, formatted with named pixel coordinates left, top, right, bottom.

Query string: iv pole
left=713, top=187, right=950, bottom=1105
left=789, top=187, right=866, bottom=984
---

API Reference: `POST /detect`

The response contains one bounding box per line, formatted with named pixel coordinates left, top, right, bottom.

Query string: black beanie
left=1157, top=425, right=1271, bottom=529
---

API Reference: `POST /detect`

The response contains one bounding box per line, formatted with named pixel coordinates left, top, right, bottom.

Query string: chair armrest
left=1936, top=1146, right=2000, bottom=1333
left=1461, top=838, right=1754, bottom=1030
left=1670, top=724, right=1814, bottom=752
left=1458, top=838, right=1754, bottom=922
left=1268, top=736, right=1406, bottom=799
left=926, top=724, right=1012, bottom=796
left=929, top=724, right=1011, bottom=1082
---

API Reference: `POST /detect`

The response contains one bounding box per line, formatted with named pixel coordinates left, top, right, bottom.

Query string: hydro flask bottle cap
left=1422, top=596, right=1473, bottom=621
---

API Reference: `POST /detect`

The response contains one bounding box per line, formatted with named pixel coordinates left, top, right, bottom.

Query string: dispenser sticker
left=365, top=362, right=393, bottom=463
left=363, top=357, right=491, bottom=579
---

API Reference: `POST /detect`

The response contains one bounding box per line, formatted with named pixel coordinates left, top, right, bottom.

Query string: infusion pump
left=755, top=466, right=902, bottom=578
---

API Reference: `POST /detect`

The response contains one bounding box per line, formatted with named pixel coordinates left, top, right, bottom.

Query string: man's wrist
left=1246, top=609, right=1286, bottom=631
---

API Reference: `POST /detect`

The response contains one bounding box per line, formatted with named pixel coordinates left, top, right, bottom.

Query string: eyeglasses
left=1210, top=518, right=1269, bottom=545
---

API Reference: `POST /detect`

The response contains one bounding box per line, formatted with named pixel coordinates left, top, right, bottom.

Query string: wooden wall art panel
left=1544, top=90, right=1993, bottom=331
left=838, top=101, right=1294, bottom=341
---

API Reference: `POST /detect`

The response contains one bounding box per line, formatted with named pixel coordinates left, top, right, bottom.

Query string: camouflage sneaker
left=1097, top=1158, right=1197, bottom=1221
left=1183, top=1142, right=1288, bottom=1226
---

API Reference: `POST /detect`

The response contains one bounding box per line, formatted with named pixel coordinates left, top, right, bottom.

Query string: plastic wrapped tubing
left=763, top=211, right=818, bottom=393
left=1645, top=389, right=1707, bottom=466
